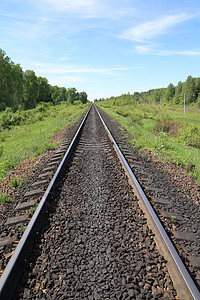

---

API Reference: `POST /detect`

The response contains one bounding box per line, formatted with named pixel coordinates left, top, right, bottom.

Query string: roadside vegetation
left=0, top=102, right=89, bottom=181
left=96, top=100, right=200, bottom=183
left=0, top=191, right=13, bottom=204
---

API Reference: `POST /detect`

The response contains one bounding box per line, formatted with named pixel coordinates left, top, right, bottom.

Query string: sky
left=1, top=0, right=200, bottom=101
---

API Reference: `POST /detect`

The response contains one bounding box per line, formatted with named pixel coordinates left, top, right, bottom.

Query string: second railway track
left=0, top=104, right=200, bottom=299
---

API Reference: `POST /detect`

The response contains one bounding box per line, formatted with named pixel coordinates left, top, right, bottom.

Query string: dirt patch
left=0, top=153, right=48, bottom=195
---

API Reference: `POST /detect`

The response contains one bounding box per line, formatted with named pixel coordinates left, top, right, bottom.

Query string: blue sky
left=1, top=0, right=200, bottom=100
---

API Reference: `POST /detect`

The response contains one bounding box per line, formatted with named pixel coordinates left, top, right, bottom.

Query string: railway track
left=0, top=104, right=199, bottom=299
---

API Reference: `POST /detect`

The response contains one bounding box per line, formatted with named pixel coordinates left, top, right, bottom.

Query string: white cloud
left=48, top=76, right=85, bottom=85
left=42, top=0, right=100, bottom=17
left=135, top=45, right=200, bottom=56
left=59, top=56, right=69, bottom=62
left=171, top=50, right=200, bottom=56
left=122, top=13, right=194, bottom=42
left=40, top=0, right=134, bottom=19
left=135, top=45, right=155, bottom=54
left=34, top=64, right=135, bottom=76
left=122, top=13, right=200, bottom=57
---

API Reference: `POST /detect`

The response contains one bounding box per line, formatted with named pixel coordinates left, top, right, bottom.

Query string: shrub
left=187, top=136, right=200, bottom=149
left=0, top=133, right=6, bottom=142
left=155, top=119, right=179, bottom=135
left=131, top=114, right=142, bottom=124
left=35, top=102, right=51, bottom=113
left=116, top=110, right=129, bottom=117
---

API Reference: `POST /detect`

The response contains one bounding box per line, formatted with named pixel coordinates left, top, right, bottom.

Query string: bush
left=0, top=107, right=13, bottom=129
left=0, top=103, right=53, bottom=129
left=0, top=133, right=6, bottom=142
left=155, top=119, right=179, bottom=135
left=131, top=114, right=142, bottom=124
left=0, top=107, right=27, bottom=129
left=116, top=110, right=129, bottom=117
left=187, top=135, right=200, bottom=148
left=35, top=102, right=51, bottom=113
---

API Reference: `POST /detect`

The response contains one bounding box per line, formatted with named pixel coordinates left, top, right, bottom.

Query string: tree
left=194, top=78, right=200, bottom=98
left=51, top=86, right=60, bottom=103
left=23, top=70, right=39, bottom=109
left=0, top=49, right=12, bottom=109
left=79, top=91, right=88, bottom=104
left=182, top=76, right=197, bottom=104
left=37, top=77, right=51, bottom=103
left=57, top=87, right=67, bottom=102
left=11, top=63, right=24, bottom=110
left=151, top=89, right=163, bottom=104
left=133, top=92, right=140, bottom=102
left=0, top=48, right=89, bottom=111
left=67, top=88, right=77, bottom=104
left=174, top=81, right=182, bottom=104
left=165, top=83, right=175, bottom=102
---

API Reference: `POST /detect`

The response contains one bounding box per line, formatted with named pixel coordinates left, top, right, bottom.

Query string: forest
left=0, top=49, right=88, bottom=112
left=95, top=75, right=200, bottom=109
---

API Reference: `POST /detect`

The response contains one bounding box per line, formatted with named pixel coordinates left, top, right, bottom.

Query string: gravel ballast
left=14, top=106, right=176, bottom=299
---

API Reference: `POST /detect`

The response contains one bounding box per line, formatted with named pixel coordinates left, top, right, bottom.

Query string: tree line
left=95, top=75, right=200, bottom=108
left=0, top=49, right=88, bottom=111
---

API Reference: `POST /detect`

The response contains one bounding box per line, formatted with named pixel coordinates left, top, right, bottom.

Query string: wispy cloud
left=34, top=64, right=135, bottom=76
left=121, top=12, right=200, bottom=57
left=35, top=64, right=137, bottom=87
left=122, top=13, right=195, bottom=42
left=41, top=0, right=134, bottom=19
left=135, top=45, right=200, bottom=56
left=42, top=0, right=97, bottom=16
left=48, top=76, right=85, bottom=85
left=59, top=56, right=69, bottom=62
left=172, top=50, right=200, bottom=56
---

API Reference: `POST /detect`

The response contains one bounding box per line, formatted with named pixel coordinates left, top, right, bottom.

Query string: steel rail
left=0, top=105, right=91, bottom=300
left=95, top=105, right=200, bottom=300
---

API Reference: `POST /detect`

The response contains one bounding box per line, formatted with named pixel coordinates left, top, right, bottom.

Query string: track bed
left=14, top=106, right=176, bottom=299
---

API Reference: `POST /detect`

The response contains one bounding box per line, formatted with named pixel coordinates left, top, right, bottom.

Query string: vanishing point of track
left=0, top=104, right=199, bottom=299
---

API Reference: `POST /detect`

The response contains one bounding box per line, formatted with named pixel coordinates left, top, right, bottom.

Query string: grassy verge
left=0, top=102, right=90, bottom=181
left=97, top=103, right=200, bottom=183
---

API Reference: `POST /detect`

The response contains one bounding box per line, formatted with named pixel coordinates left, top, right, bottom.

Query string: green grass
left=10, top=177, right=23, bottom=188
left=29, top=204, right=39, bottom=215
left=18, top=225, right=27, bottom=233
left=98, top=103, right=200, bottom=183
left=0, top=191, right=14, bottom=204
left=0, top=102, right=89, bottom=181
